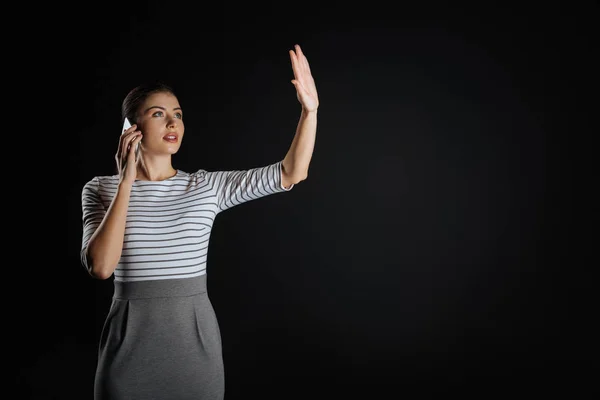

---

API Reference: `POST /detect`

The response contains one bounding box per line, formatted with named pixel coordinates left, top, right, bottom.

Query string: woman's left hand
left=289, top=44, right=319, bottom=113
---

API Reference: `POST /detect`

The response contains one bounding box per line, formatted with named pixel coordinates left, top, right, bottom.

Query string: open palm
left=289, top=44, right=319, bottom=112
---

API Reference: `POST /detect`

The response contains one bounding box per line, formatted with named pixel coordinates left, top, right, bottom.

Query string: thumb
left=128, top=137, right=140, bottom=162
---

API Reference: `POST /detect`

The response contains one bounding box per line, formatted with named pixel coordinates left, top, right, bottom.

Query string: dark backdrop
left=16, top=2, right=596, bottom=399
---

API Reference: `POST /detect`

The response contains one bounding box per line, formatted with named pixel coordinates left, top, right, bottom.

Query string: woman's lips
left=163, top=134, right=178, bottom=143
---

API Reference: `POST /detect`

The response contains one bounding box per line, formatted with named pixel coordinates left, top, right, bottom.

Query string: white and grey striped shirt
left=81, top=160, right=293, bottom=282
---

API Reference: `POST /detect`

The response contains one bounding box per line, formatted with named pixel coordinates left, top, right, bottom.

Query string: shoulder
left=82, top=174, right=119, bottom=193
left=182, top=168, right=208, bottom=182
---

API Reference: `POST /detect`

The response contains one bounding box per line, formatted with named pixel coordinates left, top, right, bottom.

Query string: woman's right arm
left=84, top=182, right=133, bottom=280
left=82, top=123, right=142, bottom=280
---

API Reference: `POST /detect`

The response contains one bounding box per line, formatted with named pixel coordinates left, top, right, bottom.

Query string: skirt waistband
left=113, top=274, right=207, bottom=299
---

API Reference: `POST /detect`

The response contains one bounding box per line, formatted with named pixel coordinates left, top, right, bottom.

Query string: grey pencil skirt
left=94, top=274, right=225, bottom=400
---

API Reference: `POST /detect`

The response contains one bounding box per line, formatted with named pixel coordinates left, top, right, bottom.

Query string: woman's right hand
left=116, top=124, right=143, bottom=185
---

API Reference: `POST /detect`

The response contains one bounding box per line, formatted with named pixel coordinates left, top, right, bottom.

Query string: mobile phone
left=123, top=117, right=140, bottom=159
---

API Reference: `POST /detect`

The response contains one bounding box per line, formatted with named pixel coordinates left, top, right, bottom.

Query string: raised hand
left=289, top=44, right=319, bottom=113
left=116, top=124, right=143, bottom=185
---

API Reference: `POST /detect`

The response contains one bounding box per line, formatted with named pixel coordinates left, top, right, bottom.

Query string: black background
left=15, top=1, right=596, bottom=399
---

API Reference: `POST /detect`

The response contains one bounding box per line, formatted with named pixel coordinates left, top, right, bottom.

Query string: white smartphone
left=123, top=117, right=140, bottom=159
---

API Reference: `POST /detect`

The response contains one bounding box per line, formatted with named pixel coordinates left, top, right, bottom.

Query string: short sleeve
left=208, top=160, right=294, bottom=213
left=80, top=177, right=107, bottom=272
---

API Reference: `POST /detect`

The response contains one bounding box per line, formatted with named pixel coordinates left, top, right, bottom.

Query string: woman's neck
left=136, top=158, right=177, bottom=181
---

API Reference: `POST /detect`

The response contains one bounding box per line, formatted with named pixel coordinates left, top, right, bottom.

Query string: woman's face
left=136, top=91, right=184, bottom=155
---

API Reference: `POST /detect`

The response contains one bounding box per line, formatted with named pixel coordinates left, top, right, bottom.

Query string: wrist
left=301, top=108, right=318, bottom=117
left=118, top=181, right=134, bottom=192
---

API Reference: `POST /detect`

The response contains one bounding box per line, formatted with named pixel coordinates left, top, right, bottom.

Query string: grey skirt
left=94, top=274, right=224, bottom=400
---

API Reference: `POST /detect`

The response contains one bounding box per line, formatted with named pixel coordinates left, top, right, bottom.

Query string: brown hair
left=121, top=81, right=177, bottom=126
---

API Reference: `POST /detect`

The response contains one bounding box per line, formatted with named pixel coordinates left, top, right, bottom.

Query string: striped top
left=80, top=160, right=294, bottom=282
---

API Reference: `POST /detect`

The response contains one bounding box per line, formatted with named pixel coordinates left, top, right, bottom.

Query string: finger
left=125, top=136, right=141, bottom=166
left=117, top=126, right=130, bottom=155
left=134, top=135, right=143, bottom=162
left=120, top=127, right=139, bottom=148
left=122, top=129, right=140, bottom=146
left=291, top=46, right=305, bottom=76
left=119, top=129, right=139, bottom=159
left=303, top=56, right=312, bottom=74
left=122, top=124, right=137, bottom=135
left=289, top=49, right=300, bottom=81
left=295, top=44, right=310, bottom=73
left=129, top=134, right=142, bottom=151
left=125, top=134, right=142, bottom=160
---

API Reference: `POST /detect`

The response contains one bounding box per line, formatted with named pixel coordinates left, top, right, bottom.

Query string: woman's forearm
left=282, top=109, right=317, bottom=180
left=85, top=182, right=133, bottom=279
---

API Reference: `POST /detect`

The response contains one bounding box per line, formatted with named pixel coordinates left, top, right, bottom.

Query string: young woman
left=80, top=44, right=318, bottom=400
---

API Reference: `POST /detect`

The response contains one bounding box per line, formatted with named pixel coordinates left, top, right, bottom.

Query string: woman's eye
left=175, top=113, right=182, bottom=119
left=152, top=111, right=164, bottom=117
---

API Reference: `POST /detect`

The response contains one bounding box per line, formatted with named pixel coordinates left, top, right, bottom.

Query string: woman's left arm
left=282, top=44, right=319, bottom=188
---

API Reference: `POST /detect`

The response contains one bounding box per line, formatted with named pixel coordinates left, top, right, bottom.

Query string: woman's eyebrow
left=143, top=106, right=183, bottom=113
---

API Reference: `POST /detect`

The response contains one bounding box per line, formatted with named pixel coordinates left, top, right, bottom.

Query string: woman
left=80, top=44, right=318, bottom=400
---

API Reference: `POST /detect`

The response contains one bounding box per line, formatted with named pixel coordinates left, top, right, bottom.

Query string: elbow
left=84, top=249, right=114, bottom=280
left=89, top=265, right=113, bottom=280
left=288, top=174, right=307, bottom=186
left=297, top=172, right=308, bottom=183
left=293, top=169, right=309, bottom=183
left=282, top=161, right=308, bottom=185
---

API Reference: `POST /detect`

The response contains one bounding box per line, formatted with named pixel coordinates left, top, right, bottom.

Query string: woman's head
left=122, top=81, right=177, bottom=126
left=122, top=81, right=185, bottom=157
